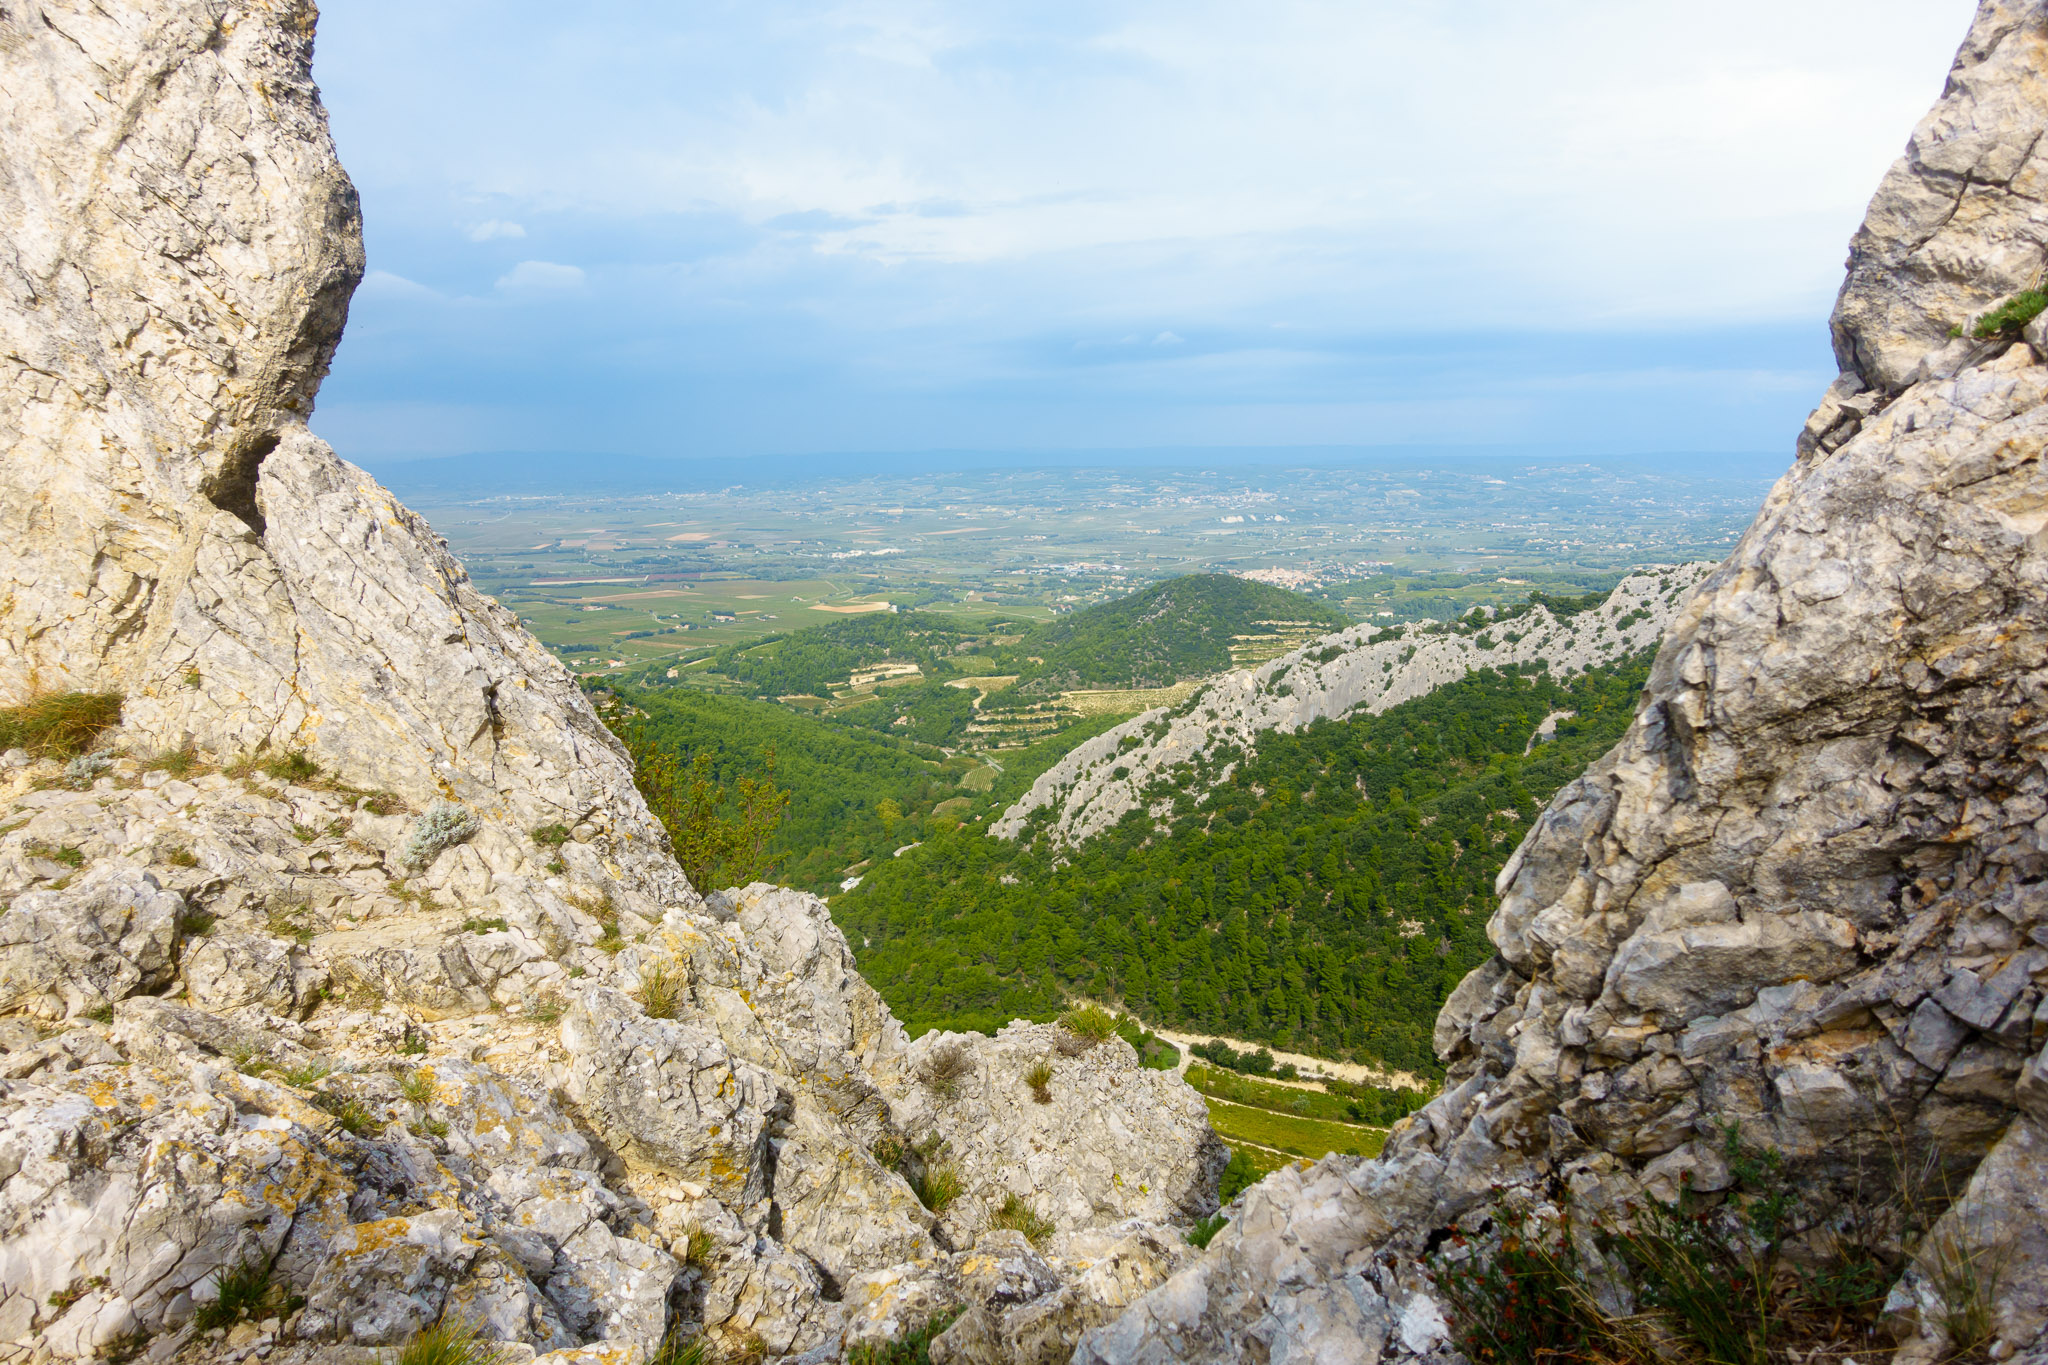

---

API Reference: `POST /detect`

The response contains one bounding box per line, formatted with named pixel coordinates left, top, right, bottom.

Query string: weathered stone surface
left=0, top=865, right=181, bottom=1018
left=559, top=987, right=779, bottom=1207
left=882, top=1023, right=1228, bottom=1245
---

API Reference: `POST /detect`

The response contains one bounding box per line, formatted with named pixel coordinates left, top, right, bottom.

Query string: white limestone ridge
left=992, top=563, right=1716, bottom=848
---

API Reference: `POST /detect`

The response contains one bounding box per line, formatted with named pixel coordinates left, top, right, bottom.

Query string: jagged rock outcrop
left=0, top=5, right=1227, bottom=1363
left=1083, top=4, right=2048, bottom=1361
left=994, top=564, right=1714, bottom=847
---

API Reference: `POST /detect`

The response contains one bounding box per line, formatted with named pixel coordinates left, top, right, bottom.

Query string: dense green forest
left=690, top=575, right=1346, bottom=704
left=611, top=686, right=1124, bottom=894
left=833, top=652, right=1655, bottom=1074
left=999, top=575, right=1348, bottom=698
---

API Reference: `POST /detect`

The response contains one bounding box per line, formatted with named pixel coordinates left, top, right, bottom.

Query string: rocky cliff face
left=1080, top=4, right=2048, bottom=1361
left=0, top=6, right=1222, bottom=1363
left=992, top=564, right=1715, bottom=848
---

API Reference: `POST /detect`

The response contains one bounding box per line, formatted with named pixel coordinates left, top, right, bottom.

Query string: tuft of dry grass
left=0, top=692, right=122, bottom=758
left=919, top=1043, right=974, bottom=1100
left=636, top=959, right=685, bottom=1019
left=1024, top=1059, right=1054, bottom=1104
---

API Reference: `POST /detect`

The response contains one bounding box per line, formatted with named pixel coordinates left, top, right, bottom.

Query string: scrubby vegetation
left=0, top=691, right=121, bottom=758
left=1430, top=1128, right=1970, bottom=1365
left=393, top=1318, right=510, bottom=1365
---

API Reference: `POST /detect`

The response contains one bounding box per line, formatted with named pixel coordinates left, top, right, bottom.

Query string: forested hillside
left=999, top=574, right=1349, bottom=697
left=613, top=686, right=1123, bottom=893
left=834, top=652, right=1655, bottom=1074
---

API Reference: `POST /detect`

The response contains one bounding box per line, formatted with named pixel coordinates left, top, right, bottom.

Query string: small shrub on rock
left=847, top=1309, right=963, bottom=1365
left=530, top=822, right=572, bottom=847
left=1057, top=1005, right=1116, bottom=1047
left=1187, top=1213, right=1228, bottom=1249
left=1024, top=1059, right=1054, bottom=1104
left=919, top=1043, right=974, bottom=1100
left=400, top=801, right=481, bottom=870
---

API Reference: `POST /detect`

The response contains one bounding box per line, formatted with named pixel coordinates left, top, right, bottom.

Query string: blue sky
left=309, top=0, right=1978, bottom=470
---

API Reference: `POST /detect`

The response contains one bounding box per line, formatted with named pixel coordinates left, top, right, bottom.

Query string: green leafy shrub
left=461, top=917, right=510, bottom=935
left=1973, top=287, right=2048, bottom=339
left=530, top=822, right=572, bottom=847
left=0, top=692, right=122, bottom=758
left=1187, top=1214, right=1228, bottom=1249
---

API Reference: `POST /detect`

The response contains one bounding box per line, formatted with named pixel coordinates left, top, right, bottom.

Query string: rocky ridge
left=0, top=5, right=1225, bottom=1364
left=1079, top=4, right=2048, bottom=1361
left=993, top=563, right=1714, bottom=848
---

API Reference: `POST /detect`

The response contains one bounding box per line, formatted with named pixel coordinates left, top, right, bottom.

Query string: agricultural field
left=1202, top=1097, right=1388, bottom=1166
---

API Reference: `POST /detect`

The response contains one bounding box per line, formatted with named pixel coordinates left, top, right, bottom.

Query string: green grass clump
left=400, top=1068, right=436, bottom=1106
left=315, top=1094, right=380, bottom=1138
left=647, top=1328, right=707, bottom=1365
left=989, top=1193, right=1054, bottom=1245
left=1056, top=1005, right=1116, bottom=1045
left=392, top=1318, right=509, bottom=1365
left=0, top=692, right=121, bottom=758
left=1187, top=1213, right=1228, bottom=1249
left=910, top=1160, right=964, bottom=1214
left=1024, top=1058, right=1053, bottom=1104
left=461, top=917, right=510, bottom=935
left=847, top=1308, right=964, bottom=1365
left=1973, top=287, right=2048, bottom=339
left=279, top=1060, right=332, bottom=1088
left=192, top=1255, right=275, bottom=1332
left=261, top=751, right=320, bottom=783
left=636, top=959, right=685, bottom=1019
left=530, top=823, right=572, bottom=847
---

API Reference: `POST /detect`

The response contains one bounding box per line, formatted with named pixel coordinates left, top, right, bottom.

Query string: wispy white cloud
left=494, top=260, right=587, bottom=292
left=466, top=219, right=527, bottom=240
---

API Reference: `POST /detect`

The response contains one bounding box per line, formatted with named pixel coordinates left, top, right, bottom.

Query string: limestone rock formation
left=1084, top=4, right=2048, bottom=1360
left=993, top=564, right=1714, bottom=848
left=0, top=5, right=1228, bottom=1363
